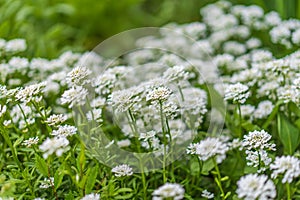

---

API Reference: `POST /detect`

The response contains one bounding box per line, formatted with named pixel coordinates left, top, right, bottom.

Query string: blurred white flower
left=80, top=193, right=100, bottom=200
left=0, top=105, right=6, bottom=118
left=152, top=183, right=184, bottom=200
left=117, top=139, right=131, bottom=148
left=270, top=156, right=300, bottom=183
left=23, top=137, right=39, bottom=147
left=236, top=174, right=276, bottom=200
left=5, top=38, right=26, bottom=52
left=201, top=189, right=214, bottom=199
left=39, top=177, right=54, bottom=189
left=39, top=137, right=70, bottom=159
left=253, top=100, right=274, bottom=119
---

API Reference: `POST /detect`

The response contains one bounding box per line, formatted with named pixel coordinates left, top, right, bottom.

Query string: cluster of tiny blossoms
left=4, top=0, right=300, bottom=199
left=242, top=130, right=276, bottom=171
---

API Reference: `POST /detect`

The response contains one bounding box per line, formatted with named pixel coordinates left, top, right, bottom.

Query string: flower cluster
left=236, top=174, right=276, bottom=200
left=111, top=164, right=133, bottom=177
left=152, top=183, right=185, bottom=200
left=242, top=130, right=276, bottom=171
left=187, top=137, right=229, bottom=163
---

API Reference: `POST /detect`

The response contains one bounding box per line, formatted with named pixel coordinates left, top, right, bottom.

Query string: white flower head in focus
left=112, top=164, right=133, bottom=177
left=224, top=83, right=250, bottom=104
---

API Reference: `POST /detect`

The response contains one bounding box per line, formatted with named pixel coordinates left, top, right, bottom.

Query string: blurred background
left=0, top=0, right=298, bottom=58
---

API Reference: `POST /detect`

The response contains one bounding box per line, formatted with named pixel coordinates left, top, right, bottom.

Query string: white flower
left=9, top=57, right=29, bottom=71
left=187, top=137, right=229, bottom=163
left=139, top=130, right=156, bottom=141
left=223, top=41, right=246, bottom=56
left=251, top=50, right=273, bottom=63
left=277, top=86, right=300, bottom=104
left=264, top=11, right=281, bottom=26
left=292, top=29, right=300, bottom=44
left=246, top=38, right=261, bottom=49
left=39, top=137, right=70, bottom=159
left=15, top=82, right=46, bottom=103
left=51, top=125, right=77, bottom=138
left=163, top=65, right=189, bottom=83
left=214, top=54, right=234, bottom=67
left=91, top=97, right=106, bottom=108
left=180, top=88, right=207, bottom=115
left=117, top=139, right=131, bottom=148
left=80, top=193, right=100, bottom=200
left=201, top=189, right=214, bottom=199
left=3, top=120, right=11, bottom=126
left=240, top=105, right=255, bottom=117
left=23, top=137, right=39, bottom=147
left=224, top=83, right=250, bottom=104
left=236, top=174, right=276, bottom=200
left=242, top=130, right=276, bottom=151
left=5, top=39, right=26, bottom=52
left=39, top=177, right=54, bottom=189
left=86, top=108, right=103, bottom=122
left=66, top=65, right=91, bottom=86
left=245, top=149, right=272, bottom=171
left=186, top=143, right=199, bottom=155
left=146, top=86, right=172, bottom=103
left=253, top=100, right=274, bottom=119
left=45, top=114, right=67, bottom=126
left=108, top=87, right=142, bottom=113
left=152, top=183, right=184, bottom=200
left=112, top=164, right=133, bottom=177
left=61, top=86, right=88, bottom=108
left=0, top=105, right=6, bottom=118
left=270, top=156, right=300, bottom=183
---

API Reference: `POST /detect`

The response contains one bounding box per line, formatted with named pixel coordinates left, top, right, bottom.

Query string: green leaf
left=54, top=167, right=64, bottom=189
left=115, top=188, right=133, bottom=199
left=262, top=100, right=283, bottom=129
left=35, top=154, right=48, bottom=177
left=13, top=135, right=24, bottom=148
left=116, top=188, right=133, bottom=193
left=189, top=158, right=200, bottom=176
left=85, top=165, right=99, bottom=194
left=288, top=102, right=300, bottom=117
left=241, top=121, right=261, bottom=131
left=277, top=113, right=300, bottom=155
left=201, top=159, right=214, bottom=175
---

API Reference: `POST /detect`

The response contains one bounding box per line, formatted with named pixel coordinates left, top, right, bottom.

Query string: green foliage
left=0, top=0, right=298, bottom=58
left=277, top=113, right=300, bottom=155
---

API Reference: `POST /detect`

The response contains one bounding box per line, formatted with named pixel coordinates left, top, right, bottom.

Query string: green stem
left=139, top=158, right=147, bottom=200
left=178, top=85, right=185, bottom=101
left=286, top=183, right=291, bottom=200
left=237, top=103, right=242, bottom=139
left=257, top=149, right=261, bottom=171
left=159, top=101, right=167, bottom=183
left=0, top=128, right=23, bottom=170
left=17, top=104, right=34, bottom=134
left=213, top=159, right=225, bottom=200
left=127, top=109, right=141, bottom=153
